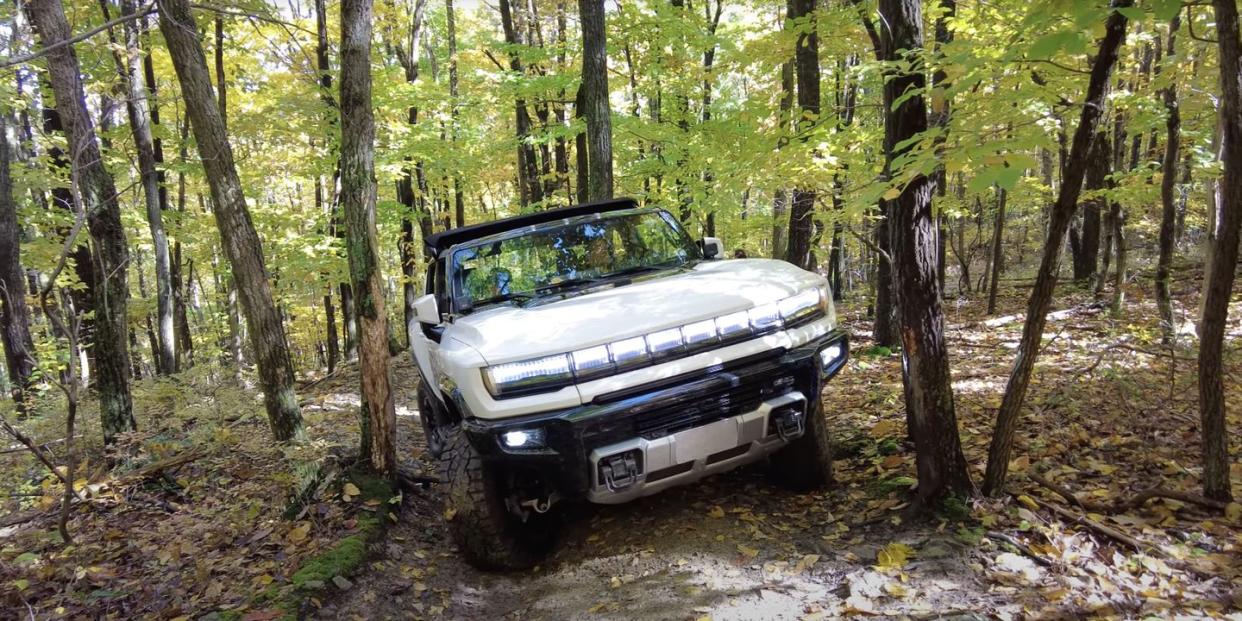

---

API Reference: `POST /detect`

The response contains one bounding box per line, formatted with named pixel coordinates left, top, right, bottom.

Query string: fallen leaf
left=737, top=543, right=760, bottom=559
left=875, top=542, right=914, bottom=570
left=288, top=522, right=311, bottom=544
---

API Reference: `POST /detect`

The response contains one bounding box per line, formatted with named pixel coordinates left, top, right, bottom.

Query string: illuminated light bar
left=646, top=327, right=686, bottom=360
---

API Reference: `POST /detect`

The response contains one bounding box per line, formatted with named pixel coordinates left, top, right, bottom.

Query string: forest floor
left=2, top=265, right=1241, bottom=620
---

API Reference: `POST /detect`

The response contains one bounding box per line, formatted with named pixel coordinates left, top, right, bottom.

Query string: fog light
left=501, top=429, right=544, bottom=449
left=819, top=343, right=843, bottom=374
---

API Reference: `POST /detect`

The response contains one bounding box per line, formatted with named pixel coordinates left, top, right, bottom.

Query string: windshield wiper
left=469, top=291, right=533, bottom=309
left=534, top=277, right=605, bottom=295
left=605, top=264, right=669, bottom=279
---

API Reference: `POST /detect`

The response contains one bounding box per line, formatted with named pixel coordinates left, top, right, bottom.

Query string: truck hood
left=448, top=258, right=826, bottom=365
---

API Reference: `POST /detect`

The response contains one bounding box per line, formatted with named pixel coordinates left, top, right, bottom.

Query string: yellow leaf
left=287, top=522, right=311, bottom=544
left=708, top=506, right=725, bottom=518
left=1016, top=494, right=1040, bottom=511
left=882, top=188, right=902, bottom=201
left=876, top=542, right=914, bottom=570
left=737, top=544, right=760, bottom=559
left=1225, top=503, right=1242, bottom=522
left=443, top=507, right=457, bottom=521
left=793, top=553, right=820, bottom=573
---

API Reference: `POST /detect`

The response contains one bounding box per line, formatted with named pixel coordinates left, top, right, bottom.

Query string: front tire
left=440, top=426, right=553, bottom=571
left=769, top=396, right=834, bottom=491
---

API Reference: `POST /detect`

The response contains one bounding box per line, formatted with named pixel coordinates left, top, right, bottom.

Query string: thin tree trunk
left=447, top=0, right=466, bottom=226
left=28, top=0, right=136, bottom=442
left=1197, top=0, right=1240, bottom=502
left=880, top=0, right=973, bottom=502
left=785, top=0, right=818, bottom=271
left=499, top=0, right=546, bottom=206
left=1155, top=16, right=1181, bottom=342
left=106, top=0, right=175, bottom=376
left=982, top=0, right=1132, bottom=496
left=0, top=115, right=35, bottom=413
left=157, top=0, right=306, bottom=442
left=341, top=0, right=396, bottom=476
left=986, top=188, right=1007, bottom=315
left=578, top=0, right=613, bottom=200
left=771, top=61, right=793, bottom=260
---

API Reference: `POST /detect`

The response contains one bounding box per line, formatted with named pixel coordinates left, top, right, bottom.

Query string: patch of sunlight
left=954, top=378, right=1006, bottom=394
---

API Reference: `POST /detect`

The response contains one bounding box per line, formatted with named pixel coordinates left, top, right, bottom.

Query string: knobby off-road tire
left=769, top=397, right=834, bottom=491
left=440, top=426, right=553, bottom=571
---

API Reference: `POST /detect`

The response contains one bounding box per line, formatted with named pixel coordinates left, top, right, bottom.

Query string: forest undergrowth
left=1, top=266, right=1239, bottom=620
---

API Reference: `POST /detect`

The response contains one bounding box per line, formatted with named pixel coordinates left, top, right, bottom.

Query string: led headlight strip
left=482, top=285, right=830, bottom=398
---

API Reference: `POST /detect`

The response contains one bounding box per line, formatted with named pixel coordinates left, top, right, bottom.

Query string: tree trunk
left=784, top=0, right=819, bottom=270
left=1073, top=133, right=1108, bottom=282
left=28, top=0, right=136, bottom=443
left=341, top=0, right=396, bottom=476
left=106, top=0, right=175, bottom=376
left=1198, top=0, right=1241, bottom=502
left=771, top=61, right=793, bottom=260
left=0, top=116, right=35, bottom=413
left=157, top=0, right=306, bottom=442
left=499, top=0, right=546, bottom=206
left=873, top=201, right=897, bottom=348
left=579, top=0, right=613, bottom=200
left=340, top=282, right=357, bottom=360
left=573, top=84, right=589, bottom=204
left=931, top=0, right=955, bottom=299
left=447, top=0, right=466, bottom=226
left=986, top=188, right=1007, bottom=315
left=1155, top=17, right=1181, bottom=342
left=879, top=0, right=974, bottom=503
left=316, top=178, right=341, bottom=373
left=982, top=0, right=1131, bottom=496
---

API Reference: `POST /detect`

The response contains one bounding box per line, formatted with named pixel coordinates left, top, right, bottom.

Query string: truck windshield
left=450, top=210, right=700, bottom=311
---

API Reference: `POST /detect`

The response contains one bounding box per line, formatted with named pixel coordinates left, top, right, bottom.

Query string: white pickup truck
left=411, top=198, right=848, bottom=570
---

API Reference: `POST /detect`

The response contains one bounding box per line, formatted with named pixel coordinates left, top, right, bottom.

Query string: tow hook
left=599, top=451, right=641, bottom=491
left=774, top=407, right=805, bottom=441
left=519, top=491, right=561, bottom=514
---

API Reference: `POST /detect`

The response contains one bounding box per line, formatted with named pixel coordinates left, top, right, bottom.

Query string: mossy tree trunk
left=341, top=0, right=397, bottom=476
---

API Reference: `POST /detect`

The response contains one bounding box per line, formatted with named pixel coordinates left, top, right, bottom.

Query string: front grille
left=630, top=371, right=796, bottom=439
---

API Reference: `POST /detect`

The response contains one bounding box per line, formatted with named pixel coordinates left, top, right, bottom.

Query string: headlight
left=571, top=344, right=613, bottom=380
left=819, top=342, right=845, bottom=375
left=681, top=318, right=719, bottom=350
left=482, top=354, right=573, bottom=397
left=715, top=310, right=751, bottom=340
left=748, top=302, right=783, bottom=332
left=609, top=336, right=650, bottom=371
left=646, top=327, right=685, bottom=360
left=778, top=288, right=821, bottom=323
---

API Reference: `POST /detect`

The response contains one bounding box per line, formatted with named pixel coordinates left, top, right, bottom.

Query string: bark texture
left=879, top=0, right=974, bottom=502
left=341, top=0, right=397, bottom=476
left=784, top=0, right=819, bottom=271
left=982, top=0, right=1132, bottom=496
left=1198, top=0, right=1241, bottom=502
left=29, top=0, right=136, bottom=442
left=578, top=0, right=613, bottom=200
left=110, top=0, right=175, bottom=376
left=1155, top=17, right=1181, bottom=342
left=157, top=0, right=306, bottom=442
left=0, top=116, right=35, bottom=412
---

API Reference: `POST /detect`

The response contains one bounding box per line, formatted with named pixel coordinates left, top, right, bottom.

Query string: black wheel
left=769, top=397, right=834, bottom=491
left=418, top=387, right=448, bottom=458
left=440, top=426, right=554, bottom=571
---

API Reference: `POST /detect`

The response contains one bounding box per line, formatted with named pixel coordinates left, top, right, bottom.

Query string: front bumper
left=460, top=328, right=848, bottom=503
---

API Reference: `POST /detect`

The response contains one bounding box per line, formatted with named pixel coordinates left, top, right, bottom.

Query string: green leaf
left=1116, top=6, right=1146, bottom=22
left=995, top=166, right=1024, bottom=191
left=1151, top=0, right=1181, bottom=22
left=1029, top=31, right=1076, bottom=58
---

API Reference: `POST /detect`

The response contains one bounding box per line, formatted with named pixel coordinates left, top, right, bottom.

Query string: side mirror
left=414, top=294, right=440, bottom=325
left=701, top=237, right=724, bottom=259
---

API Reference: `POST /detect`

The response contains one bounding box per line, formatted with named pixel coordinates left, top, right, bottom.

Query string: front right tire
left=440, top=426, right=554, bottom=571
left=768, top=396, right=834, bottom=491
